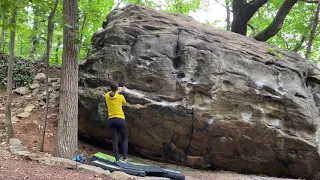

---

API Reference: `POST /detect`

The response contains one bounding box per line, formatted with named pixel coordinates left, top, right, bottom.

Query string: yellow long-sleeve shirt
left=105, top=91, right=127, bottom=119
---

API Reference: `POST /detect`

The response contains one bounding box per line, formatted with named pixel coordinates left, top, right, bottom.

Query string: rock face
left=78, top=5, right=320, bottom=179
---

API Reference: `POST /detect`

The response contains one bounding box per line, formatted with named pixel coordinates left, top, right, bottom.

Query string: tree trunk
left=5, top=7, right=18, bottom=141
left=55, top=35, right=61, bottom=64
left=231, top=0, right=247, bottom=35
left=231, top=0, right=268, bottom=35
left=30, top=6, right=39, bottom=59
left=53, top=0, right=79, bottom=159
left=305, top=0, right=320, bottom=59
left=226, top=0, right=231, bottom=31
left=40, top=0, right=59, bottom=152
left=0, top=16, right=6, bottom=52
left=254, top=0, right=298, bottom=41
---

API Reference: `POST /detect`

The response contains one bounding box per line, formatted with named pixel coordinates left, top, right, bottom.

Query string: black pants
left=108, top=118, right=128, bottom=161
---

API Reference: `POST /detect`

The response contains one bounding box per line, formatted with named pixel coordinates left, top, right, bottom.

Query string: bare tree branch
left=114, top=0, right=123, bottom=9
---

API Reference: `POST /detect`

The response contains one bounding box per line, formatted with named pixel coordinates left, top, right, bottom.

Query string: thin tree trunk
left=305, top=0, right=320, bottom=59
left=226, top=0, right=231, bottom=31
left=276, top=32, right=289, bottom=49
left=18, top=34, right=22, bottom=56
left=114, top=0, right=123, bottom=9
left=40, top=0, right=59, bottom=152
left=293, top=35, right=307, bottom=52
left=5, top=7, right=18, bottom=141
left=55, top=35, right=61, bottom=64
left=79, top=13, right=87, bottom=53
left=0, top=16, right=6, bottom=52
left=53, top=0, right=79, bottom=158
left=30, top=6, right=39, bottom=59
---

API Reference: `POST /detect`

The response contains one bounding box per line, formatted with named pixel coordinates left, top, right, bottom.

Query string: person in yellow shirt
left=105, top=82, right=128, bottom=162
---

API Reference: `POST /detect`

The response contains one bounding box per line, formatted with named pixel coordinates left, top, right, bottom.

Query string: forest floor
left=0, top=89, right=297, bottom=180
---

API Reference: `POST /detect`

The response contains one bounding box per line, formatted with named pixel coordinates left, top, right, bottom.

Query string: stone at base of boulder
left=186, top=156, right=210, bottom=168
left=10, top=144, right=26, bottom=153
left=110, top=171, right=135, bottom=180
left=12, top=150, right=33, bottom=160
left=36, top=157, right=81, bottom=169
left=110, top=172, right=171, bottom=180
left=78, top=164, right=111, bottom=176
left=24, top=104, right=36, bottom=112
left=9, top=138, right=22, bottom=145
left=11, top=116, right=20, bottom=123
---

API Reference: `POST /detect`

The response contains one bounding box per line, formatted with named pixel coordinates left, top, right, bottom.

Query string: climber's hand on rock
left=118, top=86, right=126, bottom=93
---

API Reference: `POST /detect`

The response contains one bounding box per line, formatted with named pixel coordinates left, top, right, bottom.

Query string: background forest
left=0, top=0, right=319, bottom=65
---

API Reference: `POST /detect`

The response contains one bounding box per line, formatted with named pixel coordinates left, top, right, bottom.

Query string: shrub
left=0, top=54, right=36, bottom=90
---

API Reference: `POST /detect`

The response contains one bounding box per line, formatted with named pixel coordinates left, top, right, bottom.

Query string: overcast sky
left=115, top=0, right=228, bottom=26
left=189, top=0, right=227, bottom=25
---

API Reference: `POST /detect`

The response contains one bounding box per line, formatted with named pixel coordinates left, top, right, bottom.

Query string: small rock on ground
left=79, top=164, right=111, bottom=176
left=24, top=104, right=36, bottom=112
left=34, top=73, right=46, bottom=83
left=29, top=83, right=40, bottom=90
left=37, top=157, right=81, bottom=169
left=14, top=86, right=30, bottom=95
left=9, top=138, right=22, bottom=145
left=16, top=112, right=31, bottom=118
left=111, top=171, right=135, bottom=180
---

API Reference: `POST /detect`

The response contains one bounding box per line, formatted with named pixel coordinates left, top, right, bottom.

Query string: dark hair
left=110, top=82, right=119, bottom=97
left=110, top=82, right=119, bottom=92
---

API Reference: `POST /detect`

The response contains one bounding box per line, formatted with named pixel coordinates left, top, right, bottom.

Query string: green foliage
left=0, top=55, right=35, bottom=89
left=267, top=47, right=283, bottom=59
left=78, top=0, right=115, bottom=60
left=0, top=0, right=204, bottom=66
left=248, top=0, right=319, bottom=61
left=267, top=47, right=276, bottom=55
left=123, top=0, right=159, bottom=8
left=164, top=0, right=201, bottom=14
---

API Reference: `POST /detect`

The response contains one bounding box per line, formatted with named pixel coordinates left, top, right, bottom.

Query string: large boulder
left=78, top=5, right=320, bottom=179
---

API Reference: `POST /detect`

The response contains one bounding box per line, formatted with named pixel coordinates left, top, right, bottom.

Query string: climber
left=105, top=82, right=128, bottom=162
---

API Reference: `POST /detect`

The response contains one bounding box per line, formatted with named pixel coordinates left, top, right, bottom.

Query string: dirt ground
left=0, top=144, right=111, bottom=180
